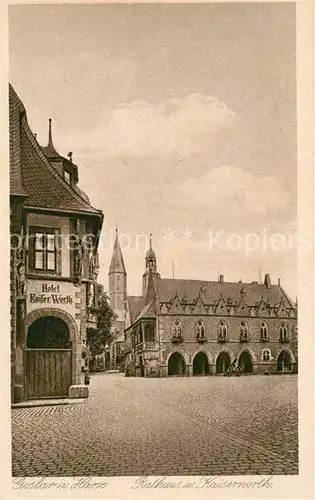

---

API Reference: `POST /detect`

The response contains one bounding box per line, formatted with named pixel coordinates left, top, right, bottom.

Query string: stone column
left=159, top=364, right=168, bottom=377
left=187, top=364, right=193, bottom=377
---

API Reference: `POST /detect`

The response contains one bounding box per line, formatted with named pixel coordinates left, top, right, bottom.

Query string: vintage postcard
left=1, top=0, right=314, bottom=498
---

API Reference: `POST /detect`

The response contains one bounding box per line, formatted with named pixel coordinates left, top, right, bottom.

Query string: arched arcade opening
left=238, top=350, right=253, bottom=374
left=193, top=352, right=209, bottom=375
left=277, top=350, right=293, bottom=373
left=168, top=352, right=186, bottom=376
left=216, top=351, right=231, bottom=374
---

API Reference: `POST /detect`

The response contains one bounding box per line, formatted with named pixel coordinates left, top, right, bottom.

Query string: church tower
left=109, top=229, right=127, bottom=322
left=142, top=235, right=161, bottom=296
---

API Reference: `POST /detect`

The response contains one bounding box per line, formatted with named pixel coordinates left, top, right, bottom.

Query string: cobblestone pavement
left=12, top=374, right=298, bottom=476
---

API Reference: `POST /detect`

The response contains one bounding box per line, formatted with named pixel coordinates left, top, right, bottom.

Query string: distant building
left=124, top=240, right=298, bottom=377
left=108, top=230, right=127, bottom=369
left=10, top=84, right=103, bottom=402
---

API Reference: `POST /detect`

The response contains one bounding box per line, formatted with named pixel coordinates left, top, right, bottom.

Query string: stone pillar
left=187, top=364, right=193, bottom=377
left=159, top=364, right=168, bottom=377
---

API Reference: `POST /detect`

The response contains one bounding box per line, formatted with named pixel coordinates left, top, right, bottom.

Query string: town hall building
left=112, top=236, right=298, bottom=377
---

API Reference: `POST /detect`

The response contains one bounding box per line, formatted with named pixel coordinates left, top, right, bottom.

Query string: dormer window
left=64, top=170, right=71, bottom=185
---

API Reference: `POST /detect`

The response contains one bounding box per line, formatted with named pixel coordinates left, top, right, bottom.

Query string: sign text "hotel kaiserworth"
left=29, top=284, right=74, bottom=305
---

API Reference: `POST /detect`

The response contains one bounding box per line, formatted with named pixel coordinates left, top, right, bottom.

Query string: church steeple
left=142, top=234, right=161, bottom=296
left=109, top=228, right=127, bottom=322
left=109, top=227, right=126, bottom=274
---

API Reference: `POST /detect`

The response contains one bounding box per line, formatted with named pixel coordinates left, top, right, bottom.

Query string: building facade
left=124, top=242, right=298, bottom=377
left=10, top=84, right=103, bottom=402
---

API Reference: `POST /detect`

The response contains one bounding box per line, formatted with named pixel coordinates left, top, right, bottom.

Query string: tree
left=86, top=291, right=116, bottom=370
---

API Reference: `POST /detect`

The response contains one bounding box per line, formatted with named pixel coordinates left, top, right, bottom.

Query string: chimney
left=278, top=278, right=281, bottom=286
left=219, top=274, right=224, bottom=283
left=264, top=274, right=271, bottom=289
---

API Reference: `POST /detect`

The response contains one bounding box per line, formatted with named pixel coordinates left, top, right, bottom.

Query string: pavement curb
left=11, top=398, right=87, bottom=409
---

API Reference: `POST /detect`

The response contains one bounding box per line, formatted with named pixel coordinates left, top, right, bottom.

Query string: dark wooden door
left=26, top=349, right=72, bottom=399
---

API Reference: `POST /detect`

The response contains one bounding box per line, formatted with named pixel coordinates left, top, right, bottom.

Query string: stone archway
left=277, top=349, right=294, bottom=373
left=238, top=350, right=253, bottom=374
left=193, top=352, right=209, bottom=375
left=24, top=308, right=78, bottom=345
left=168, top=352, right=186, bottom=376
left=27, top=316, right=70, bottom=349
left=24, top=308, right=79, bottom=399
left=216, top=351, right=231, bottom=374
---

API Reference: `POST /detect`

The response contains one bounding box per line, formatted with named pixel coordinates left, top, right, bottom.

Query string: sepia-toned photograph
left=8, top=1, right=303, bottom=482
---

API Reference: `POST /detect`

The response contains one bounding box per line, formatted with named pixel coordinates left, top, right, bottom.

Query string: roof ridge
left=160, top=277, right=279, bottom=286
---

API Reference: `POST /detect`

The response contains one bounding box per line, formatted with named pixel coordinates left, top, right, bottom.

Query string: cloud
left=63, top=93, right=235, bottom=159
left=176, top=165, right=289, bottom=219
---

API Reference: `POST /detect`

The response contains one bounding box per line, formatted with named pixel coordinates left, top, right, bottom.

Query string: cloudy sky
left=9, top=3, right=297, bottom=299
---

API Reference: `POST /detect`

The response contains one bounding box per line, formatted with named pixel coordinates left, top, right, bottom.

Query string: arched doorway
left=277, top=350, right=293, bottom=373
left=26, top=316, right=72, bottom=399
left=193, top=352, right=209, bottom=375
left=27, top=316, right=70, bottom=348
left=238, top=350, right=253, bottom=374
left=168, top=352, right=186, bottom=376
left=216, top=351, right=231, bottom=374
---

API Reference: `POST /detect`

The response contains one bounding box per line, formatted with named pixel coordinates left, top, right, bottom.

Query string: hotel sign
left=27, top=280, right=76, bottom=314
left=29, top=284, right=73, bottom=305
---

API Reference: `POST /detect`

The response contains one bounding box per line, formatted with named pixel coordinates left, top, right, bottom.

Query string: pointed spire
left=48, top=118, right=53, bottom=147
left=109, top=228, right=126, bottom=274
left=149, top=233, right=152, bottom=249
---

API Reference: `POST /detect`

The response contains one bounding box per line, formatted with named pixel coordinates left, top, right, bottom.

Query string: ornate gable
left=191, top=294, right=208, bottom=315
left=276, top=297, right=288, bottom=318
left=168, top=294, right=185, bottom=314
left=256, top=297, right=269, bottom=317
left=214, top=295, right=229, bottom=316
left=236, top=296, right=249, bottom=316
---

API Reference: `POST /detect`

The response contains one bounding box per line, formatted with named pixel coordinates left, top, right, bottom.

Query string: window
left=172, top=319, right=182, bottom=338
left=280, top=322, right=288, bottom=341
left=218, top=320, right=227, bottom=341
left=196, top=320, right=205, bottom=339
left=262, top=349, right=271, bottom=362
left=260, top=321, right=268, bottom=341
left=64, top=170, right=71, bottom=185
left=239, top=321, right=248, bottom=342
left=29, top=228, right=58, bottom=273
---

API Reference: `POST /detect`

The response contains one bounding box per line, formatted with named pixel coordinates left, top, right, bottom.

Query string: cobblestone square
left=12, top=374, right=298, bottom=476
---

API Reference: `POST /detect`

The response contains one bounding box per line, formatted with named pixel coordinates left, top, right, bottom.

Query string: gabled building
left=9, top=84, right=103, bottom=402
left=124, top=240, right=298, bottom=377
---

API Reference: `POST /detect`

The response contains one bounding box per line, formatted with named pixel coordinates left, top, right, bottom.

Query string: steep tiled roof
left=127, top=296, right=145, bottom=324
left=9, top=84, right=27, bottom=197
left=9, top=84, right=102, bottom=217
left=136, top=298, right=156, bottom=320
left=156, top=278, right=295, bottom=308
